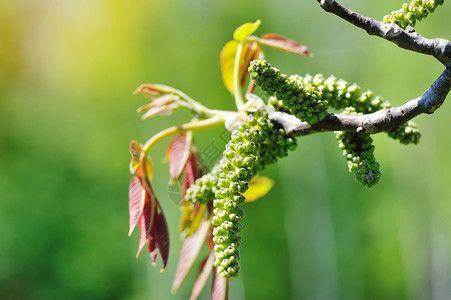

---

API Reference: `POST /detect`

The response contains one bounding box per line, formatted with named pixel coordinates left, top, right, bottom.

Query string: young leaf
left=141, top=103, right=178, bottom=120
left=182, top=153, right=199, bottom=197
left=259, top=33, right=310, bottom=56
left=240, top=42, right=261, bottom=87
left=134, top=83, right=179, bottom=96
left=128, top=176, right=145, bottom=236
left=189, top=252, right=216, bottom=300
left=211, top=268, right=228, bottom=300
left=171, top=219, right=211, bottom=294
left=136, top=193, right=155, bottom=257
left=148, top=225, right=159, bottom=266
left=220, top=40, right=239, bottom=94
left=136, top=156, right=154, bottom=181
left=129, top=141, right=142, bottom=174
left=155, top=212, right=170, bottom=271
left=166, top=133, right=192, bottom=184
left=137, top=94, right=178, bottom=113
left=233, top=19, right=261, bottom=42
left=243, top=174, right=274, bottom=202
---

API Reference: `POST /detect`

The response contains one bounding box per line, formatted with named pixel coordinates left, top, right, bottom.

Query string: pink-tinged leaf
left=206, top=225, right=215, bottom=251
left=155, top=212, right=170, bottom=271
left=141, top=103, right=178, bottom=120
left=171, top=219, right=211, bottom=293
left=239, top=42, right=261, bottom=87
left=137, top=94, right=178, bottom=113
left=133, top=83, right=179, bottom=96
left=166, top=133, right=192, bottom=183
left=129, top=176, right=145, bottom=236
left=189, top=252, right=215, bottom=300
left=182, top=153, right=199, bottom=197
left=148, top=225, right=158, bottom=266
left=260, top=33, right=310, bottom=56
left=136, top=192, right=155, bottom=257
left=211, top=267, right=228, bottom=300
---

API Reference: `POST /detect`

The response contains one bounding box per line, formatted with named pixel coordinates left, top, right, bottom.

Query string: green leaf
left=243, top=175, right=274, bottom=202
left=233, top=19, right=261, bottom=41
left=220, top=40, right=239, bottom=94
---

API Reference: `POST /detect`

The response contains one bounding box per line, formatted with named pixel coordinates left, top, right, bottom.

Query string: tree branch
left=271, top=68, right=451, bottom=136
left=316, top=0, right=451, bottom=68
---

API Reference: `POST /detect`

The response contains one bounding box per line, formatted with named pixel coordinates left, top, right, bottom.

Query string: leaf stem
left=141, top=115, right=225, bottom=155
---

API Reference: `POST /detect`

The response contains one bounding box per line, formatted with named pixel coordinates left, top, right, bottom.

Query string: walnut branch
left=316, top=0, right=451, bottom=68
left=271, top=68, right=451, bottom=136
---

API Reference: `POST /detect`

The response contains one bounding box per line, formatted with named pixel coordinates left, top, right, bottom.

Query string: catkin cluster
left=335, top=108, right=381, bottom=187
left=185, top=165, right=219, bottom=204
left=249, top=60, right=329, bottom=124
left=382, top=0, right=444, bottom=29
left=212, top=109, right=296, bottom=278
left=289, top=73, right=421, bottom=145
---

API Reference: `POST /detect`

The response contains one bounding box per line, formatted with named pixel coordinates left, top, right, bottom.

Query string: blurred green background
left=1, top=1, right=451, bottom=299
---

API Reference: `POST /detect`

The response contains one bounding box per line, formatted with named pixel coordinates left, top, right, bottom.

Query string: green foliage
left=383, top=0, right=445, bottom=29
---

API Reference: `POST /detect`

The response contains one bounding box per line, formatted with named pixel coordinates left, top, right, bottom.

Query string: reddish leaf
left=166, top=133, right=191, bottom=183
left=239, top=42, right=261, bottom=87
left=133, top=83, right=179, bottom=96
left=182, top=153, right=199, bottom=197
left=155, top=212, right=170, bottom=271
left=148, top=225, right=158, bottom=266
left=260, top=33, right=310, bottom=56
left=171, top=219, right=211, bottom=293
left=137, top=94, right=178, bottom=113
left=211, top=268, right=228, bottom=300
left=205, top=225, right=215, bottom=251
left=128, top=176, right=145, bottom=236
left=136, top=192, right=155, bottom=257
left=141, top=103, right=178, bottom=120
left=189, top=252, right=215, bottom=300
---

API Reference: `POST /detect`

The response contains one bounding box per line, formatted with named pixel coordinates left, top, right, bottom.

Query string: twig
left=271, top=68, right=451, bottom=136
left=316, top=0, right=451, bottom=68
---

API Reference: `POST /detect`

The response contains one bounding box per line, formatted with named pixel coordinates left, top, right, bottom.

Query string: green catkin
left=336, top=108, right=381, bottom=188
left=289, top=73, right=421, bottom=145
left=212, top=109, right=297, bottom=278
left=249, top=60, right=329, bottom=124
left=382, top=0, right=444, bottom=29
left=387, top=121, right=421, bottom=145
left=185, top=163, right=220, bottom=204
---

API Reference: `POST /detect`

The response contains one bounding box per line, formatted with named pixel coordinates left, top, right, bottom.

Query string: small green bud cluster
left=336, top=108, right=381, bottom=188
left=213, top=109, right=297, bottom=278
left=382, top=0, right=444, bottom=29
left=249, top=60, right=328, bottom=124
left=387, top=121, right=421, bottom=145
left=185, top=171, right=218, bottom=204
